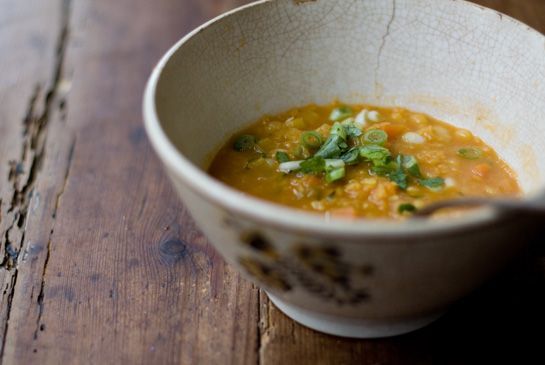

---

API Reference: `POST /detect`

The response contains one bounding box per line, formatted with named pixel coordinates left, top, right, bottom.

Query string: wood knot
left=159, top=239, right=188, bottom=263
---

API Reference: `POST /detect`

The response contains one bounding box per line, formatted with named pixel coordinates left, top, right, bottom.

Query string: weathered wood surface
left=0, top=0, right=543, bottom=364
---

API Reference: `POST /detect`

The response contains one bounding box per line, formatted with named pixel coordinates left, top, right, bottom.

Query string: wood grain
left=0, top=0, right=67, bottom=358
left=0, top=0, right=543, bottom=364
left=2, top=0, right=258, bottom=364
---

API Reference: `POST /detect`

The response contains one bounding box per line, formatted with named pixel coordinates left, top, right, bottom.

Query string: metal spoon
left=412, top=196, right=545, bottom=218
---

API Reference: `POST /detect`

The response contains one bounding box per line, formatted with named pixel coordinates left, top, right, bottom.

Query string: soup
left=209, top=103, right=520, bottom=219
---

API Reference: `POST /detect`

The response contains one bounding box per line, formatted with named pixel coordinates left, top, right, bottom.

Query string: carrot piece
left=472, top=163, right=491, bottom=178
left=371, top=123, right=408, bottom=138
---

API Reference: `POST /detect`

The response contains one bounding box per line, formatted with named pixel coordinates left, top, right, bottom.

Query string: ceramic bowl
left=143, top=0, right=545, bottom=338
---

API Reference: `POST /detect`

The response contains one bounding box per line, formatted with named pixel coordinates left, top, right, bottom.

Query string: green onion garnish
left=398, top=203, right=417, bottom=214
left=418, top=177, right=445, bottom=190
left=326, top=167, right=345, bottom=183
left=315, top=134, right=346, bottom=159
left=401, top=155, right=422, bottom=178
left=330, top=122, right=347, bottom=140
left=363, top=129, right=388, bottom=145
left=457, top=147, right=482, bottom=160
left=233, top=135, right=256, bottom=152
left=329, top=106, right=353, bottom=122
left=275, top=110, right=445, bottom=189
left=325, top=159, right=345, bottom=170
left=300, top=156, right=326, bottom=174
left=341, top=118, right=363, bottom=139
left=275, top=151, right=290, bottom=163
left=388, top=158, right=408, bottom=190
left=300, top=131, right=323, bottom=149
left=359, top=145, right=391, bottom=167
left=278, top=160, right=303, bottom=173
left=340, top=147, right=360, bottom=165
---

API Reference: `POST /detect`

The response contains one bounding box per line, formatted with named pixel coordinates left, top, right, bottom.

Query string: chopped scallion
left=418, top=177, right=445, bottom=190
left=300, top=156, right=326, bottom=174
left=275, top=151, right=290, bottom=163
left=315, top=134, right=346, bottom=159
left=326, top=167, right=346, bottom=183
left=388, top=161, right=408, bottom=190
left=363, top=129, right=388, bottom=145
left=398, top=203, right=417, bottom=214
left=359, top=145, right=391, bottom=166
left=330, top=122, right=347, bottom=140
left=457, top=147, right=482, bottom=160
left=341, top=118, right=355, bottom=126
left=366, top=110, right=381, bottom=123
left=354, top=110, right=368, bottom=127
left=329, top=106, right=353, bottom=122
left=300, top=131, right=323, bottom=149
left=401, top=155, right=422, bottom=178
left=278, top=160, right=303, bottom=173
left=340, top=147, right=360, bottom=165
left=341, top=119, right=363, bottom=139
left=233, top=135, right=256, bottom=152
left=325, top=159, right=345, bottom=170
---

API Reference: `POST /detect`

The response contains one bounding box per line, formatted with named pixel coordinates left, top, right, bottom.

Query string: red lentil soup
left=208, top=103, right=520, bottom=219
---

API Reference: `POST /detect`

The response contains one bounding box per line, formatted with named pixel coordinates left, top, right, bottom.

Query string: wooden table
left=1, top=0, right=544, bottom=364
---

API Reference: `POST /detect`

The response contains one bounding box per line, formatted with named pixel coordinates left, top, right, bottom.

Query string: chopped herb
left=325, top=159, right=345, bottom=170
left=401, top=155, right=422, bottom=178
left=324, top=160, right=346, bottom=183
left=340, top=147, right=361, bottom=165
left=398, top=203, right=417, bottom=214
left=233, top=135, right=256, bottom=152
left=341, top=117, right=355, bottom=126
left=330, top=106, right=353, bottom=121
left=301, top=131, right=323, bottom=149
left=341, top=118, right=363, bottom=139
left=359, top=145, right=391, bottom=167
left=278, top=114, right=439, bottom=188
left=330, top=122, right=347, bottom=140
left=370, top=163, right=395, bottom=176
left=458, top=147, right=482, bottom=160
left=363, top=129, right=388, bottom=145
left=300, top=156, right=326, bottom=174
left=315, top=134, right=346, bottom=159
left=388, top=158, right=408, bottom=190
left=418, top=177, right=445, bottom=190
left=278, top=160, right=303, bottom=173
left=275, top=151, right=290, bottom=163
left=326, top=167, right=346, bottom=183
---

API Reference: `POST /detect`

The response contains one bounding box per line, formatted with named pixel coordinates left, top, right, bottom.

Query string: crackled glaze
left=145, top=0, right=545, bottom=337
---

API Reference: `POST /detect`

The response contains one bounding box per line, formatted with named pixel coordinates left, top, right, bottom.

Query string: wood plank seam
left=32, top=0, right=73, bottom=344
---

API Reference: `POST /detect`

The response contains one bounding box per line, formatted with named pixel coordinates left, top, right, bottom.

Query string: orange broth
left=209, top=103, right=520, bottom=219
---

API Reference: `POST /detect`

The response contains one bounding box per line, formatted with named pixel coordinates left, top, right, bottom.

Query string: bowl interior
left=153, top=0, right=545, bottom=195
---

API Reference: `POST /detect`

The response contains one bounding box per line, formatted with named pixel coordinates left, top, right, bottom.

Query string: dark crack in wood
left=0, top=0, right=73, bottom=356
left=32, top=0, right=73, bottom=343
left=34, top=137, right=75, bottom=341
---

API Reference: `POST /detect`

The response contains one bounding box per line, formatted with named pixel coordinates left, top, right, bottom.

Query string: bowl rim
left=143, top=0, right=543, bottom=237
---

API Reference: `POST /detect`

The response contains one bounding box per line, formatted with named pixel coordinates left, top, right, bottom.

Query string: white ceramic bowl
left=144, top=0, right=545, bottom=338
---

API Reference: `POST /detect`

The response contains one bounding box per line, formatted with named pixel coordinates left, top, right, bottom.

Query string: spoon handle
left=413, top=197, right=545, bottom=218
